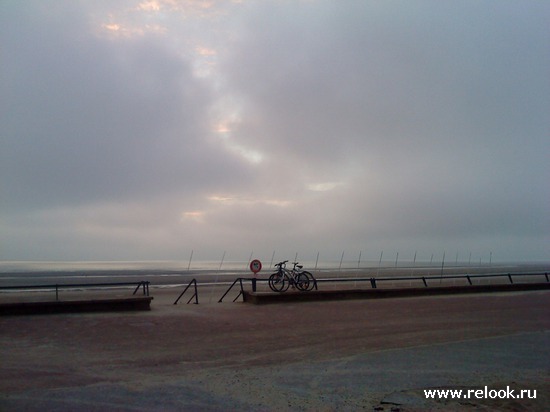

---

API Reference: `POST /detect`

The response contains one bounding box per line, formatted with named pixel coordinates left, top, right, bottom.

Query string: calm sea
left=1, top=260, right=546, bottom=289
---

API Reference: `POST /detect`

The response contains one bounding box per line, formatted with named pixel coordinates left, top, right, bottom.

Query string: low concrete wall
left=0, top=297, right=154, bottom=316
left=242, top=283, right=550, bottom=304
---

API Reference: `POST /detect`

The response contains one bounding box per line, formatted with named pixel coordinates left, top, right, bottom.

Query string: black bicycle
left=268, top=260, right=310, bottom=292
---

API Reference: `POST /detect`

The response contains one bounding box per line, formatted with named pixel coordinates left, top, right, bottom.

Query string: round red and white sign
left=249, top=259, right=262, bottom=274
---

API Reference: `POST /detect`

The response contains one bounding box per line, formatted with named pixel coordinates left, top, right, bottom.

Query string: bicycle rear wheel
left=295, top=273, right=310, bottom=291
left=301, top=271, right=316, bottom=291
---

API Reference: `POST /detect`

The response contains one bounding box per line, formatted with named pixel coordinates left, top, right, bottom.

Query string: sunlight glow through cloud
left=307, top=182, right=340, bottom=192
left=231, top=145, right=263, bottom=164
left=1, top=1, right=548, bottom=261
left=214, top=119, right=264, bottom=164
left=182, top=211, right=205, bottom=223
left=196, top=46, right=217, bottom=56
left=137, top=1, right=161, bottom=12
left=208, top=195, right=291, bottom=207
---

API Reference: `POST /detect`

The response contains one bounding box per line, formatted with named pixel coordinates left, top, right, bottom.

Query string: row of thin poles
left=186, top=249, right=494, bottom=272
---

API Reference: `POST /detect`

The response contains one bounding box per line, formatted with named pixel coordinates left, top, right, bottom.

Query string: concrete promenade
left=1, top=287, right=548, bottom=411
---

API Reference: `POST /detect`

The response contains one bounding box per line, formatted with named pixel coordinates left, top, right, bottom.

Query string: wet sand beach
left=1, top=284, right=549, bottom=411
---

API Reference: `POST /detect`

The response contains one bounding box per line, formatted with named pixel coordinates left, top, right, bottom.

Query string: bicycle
left=268, top=260, right=310, bottom=292
left=290, top=261, right=317, bottom=291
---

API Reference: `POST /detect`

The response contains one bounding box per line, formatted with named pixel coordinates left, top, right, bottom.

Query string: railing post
left=422, top=277, right=427, bottom=287
left=545, top=272, right=548, bottom=282
left=192, top=279, right=198, bottom=304
left=466, top=275, right=472, bottom=285
left=508, top=274, right=513, bottom=284
left=370, top=278, right=377, bottom=289
left=56, top=284, right=59, bottom=301
left=232, top=278, right=245, bottom=302
left=174, top=279, right=199, bottom=304
left=219, top=278, right=241, bottom=303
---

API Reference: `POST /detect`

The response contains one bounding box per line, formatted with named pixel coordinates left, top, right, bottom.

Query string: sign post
left=249, top=259, right=262, bottom=292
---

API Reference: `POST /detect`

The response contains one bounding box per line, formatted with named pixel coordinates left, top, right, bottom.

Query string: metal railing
left=218, top=272, right=548, bottom=302
left=316, top=272, right=549, bottom=288
left=0, top=281, right=150, bottom=301
left=173, top=278, right=199, bottom=305
left=218, top=278, right=249, bottom=303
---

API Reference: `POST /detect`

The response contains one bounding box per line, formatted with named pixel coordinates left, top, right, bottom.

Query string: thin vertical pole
left=270, top=250, right=275, bottom=268
left=294, top=252, right=298, bottom=263
left=354, top=251, right=362, bottom=288
left=395, top=251, right=399, bottom=268
left=210, top=251, right=225, bottom=303
left=247, top=251, right=254, bottom=269
left=219, top=251, right=226, bottom=270
left=339, top=251, right=344, bottom=271
left=315, top=251, right=319, bottom=270
left=187, top=250, right=193, bottom=271
left=440, top=251, right=446, bottom=284
left=377, top=251, right=383, bottom=277
left=410, top=251, right=417, bottom=286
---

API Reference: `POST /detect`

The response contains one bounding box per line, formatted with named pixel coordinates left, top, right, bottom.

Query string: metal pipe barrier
left=174, top=279, right=199, bottom=305
left=0, top=281, right=150, bottom=301
left=219, top=278, right=248, bottom=303
left=315, top=272, right=548, bottom=288
left=218, top=272, right=548, bottom=302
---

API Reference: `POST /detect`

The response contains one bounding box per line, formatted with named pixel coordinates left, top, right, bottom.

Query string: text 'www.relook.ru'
left=424, top=386, right=536, bottom=400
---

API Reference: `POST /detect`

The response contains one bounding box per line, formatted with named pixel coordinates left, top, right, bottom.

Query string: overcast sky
left=1, top=0, right=549, bottom=264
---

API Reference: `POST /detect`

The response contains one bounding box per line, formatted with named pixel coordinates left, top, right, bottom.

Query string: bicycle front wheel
left=268, top=273, right=288, bottom=292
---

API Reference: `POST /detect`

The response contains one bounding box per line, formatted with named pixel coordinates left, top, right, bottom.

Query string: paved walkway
left=1, top=290, right=548, bottom=411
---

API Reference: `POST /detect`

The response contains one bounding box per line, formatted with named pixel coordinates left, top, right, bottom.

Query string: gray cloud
left=219, top=1, right=549, bottom=245
left=1, top=3, right=252, bottom=213
left=1, top=1, right=548, bottom=262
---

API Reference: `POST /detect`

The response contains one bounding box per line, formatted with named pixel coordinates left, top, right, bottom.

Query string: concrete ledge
left=242, top=283, right=550, bottom=304
left=0, top=297, right=154, bottom=316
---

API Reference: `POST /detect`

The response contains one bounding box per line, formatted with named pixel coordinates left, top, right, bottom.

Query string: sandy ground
left=1, top=288, right=549, bottom=411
